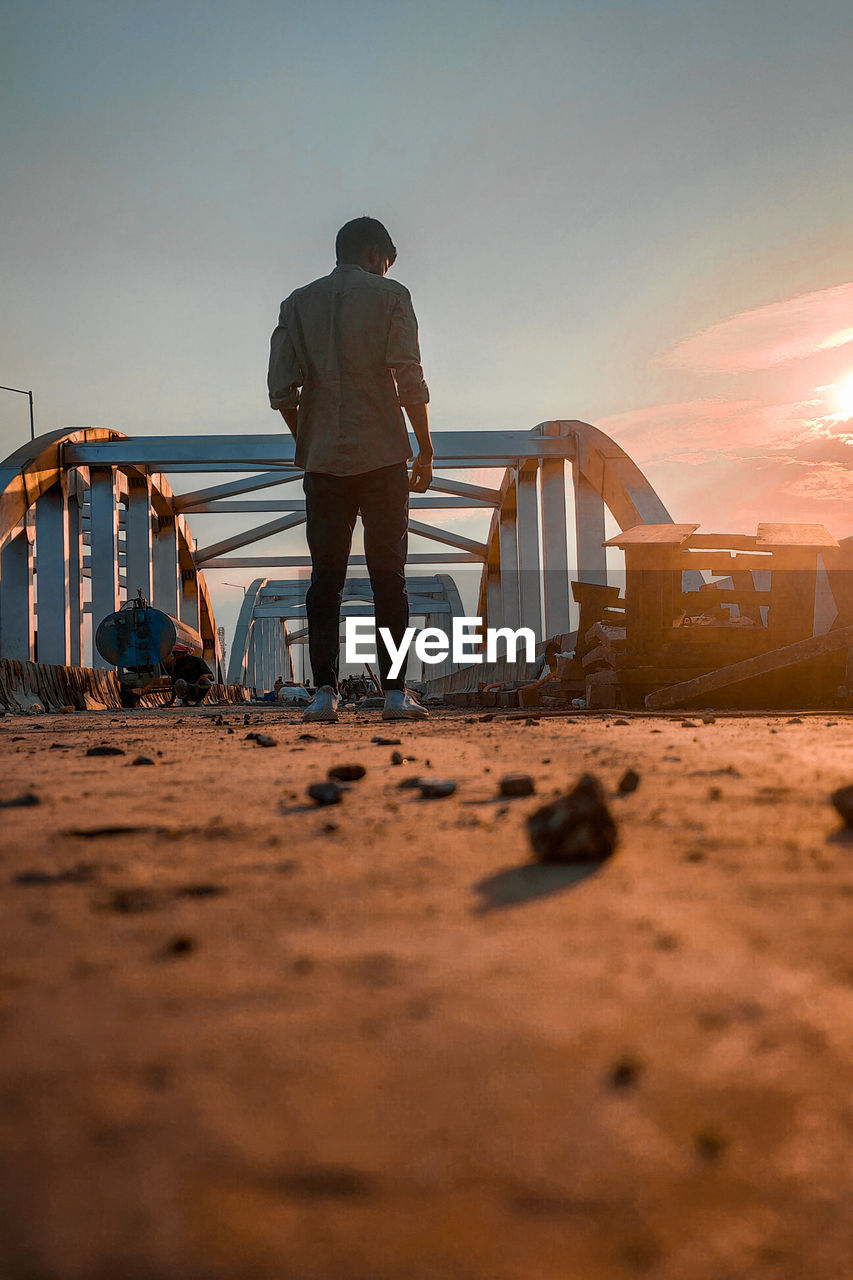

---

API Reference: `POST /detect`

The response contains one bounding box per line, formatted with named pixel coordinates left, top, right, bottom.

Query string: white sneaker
left=302, top=685, right=339, bottom=723
left=382, top=689, right=428, bottom=721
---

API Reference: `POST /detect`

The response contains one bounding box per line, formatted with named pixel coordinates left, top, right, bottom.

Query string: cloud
left=599, top=396, right=824, bottom=462
left=658, top=282, right=853, bottom=374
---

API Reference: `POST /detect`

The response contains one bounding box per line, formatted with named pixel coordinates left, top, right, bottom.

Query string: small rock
left=390, top=750, right=403, bottom=766
left=478, top=714, right=494, bottom=722
left=607, top=1055, right=643, bottom=1089
left=175, top=883, right=226, bottom=898
left=680, top=720, right=697, bottom=728
left=131, top=755, right=156, bottom=767
left=499, top=773, right=535, bottom=797
left=328, top=763, right=366, bottom=782
left=308, top=780, right=345, bottom=806
left=162, top=935, right=195, bottom=957
left=700, top=714, right=716, bottom=724
left=0, top=792, right=40, bottom=808
left=58, top=705, right=76, bottom=714
left=708, top=786, right=722, bottom=801
left=298, top=732, right=319, bottom=741
left=227, top=727, right=235, bottom=734
left=787, top=717, right=803, bottom=724
left=103, top=887, right=161, bottom=914
left=527, top=774, right=617, bottom=863
left=253, top=733, right=277, bottom=748
left=831, top=784, right=853, bottom=828
left=694, top=1126, right=728, bottom=1161
left=321, top=822, right=339, bottom=834
left=50, top=742, right=73, bottom=750
left=613, top=719, right=629, bottom=727
left=372, top=736, right=401, bottom=745
left=397, top=775, right=423, bottom=789
left=617, top=769, right=640, bottom=795
left=418, top=779, right=456, bottom=799
left=86, top=745, right=125, bottom=757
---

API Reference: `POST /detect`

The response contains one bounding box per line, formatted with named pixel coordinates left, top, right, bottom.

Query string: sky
left=2, top=0, right=852, bottom=648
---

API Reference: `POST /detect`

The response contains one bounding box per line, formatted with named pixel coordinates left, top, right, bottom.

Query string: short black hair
left=335, top=216, right=397, bottom=267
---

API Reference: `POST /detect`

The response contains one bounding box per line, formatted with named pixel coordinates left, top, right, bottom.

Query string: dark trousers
left=304, top=462, right=410, bottom=692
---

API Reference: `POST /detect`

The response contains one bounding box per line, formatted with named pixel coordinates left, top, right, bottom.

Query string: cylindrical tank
left=95, top=603, right=203, bottom=669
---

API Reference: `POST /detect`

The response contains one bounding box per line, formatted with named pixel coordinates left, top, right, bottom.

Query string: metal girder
left=184, top=495, right=492, bottom=513
left=202, top=552, right=484, bottom=568
left=194, top=512, right=306, bottom=565
left=407, top=519, right=487, bottom=558
left=174, top=471, right=302, bottom=512
left=64, top=431, right=580, bottom=470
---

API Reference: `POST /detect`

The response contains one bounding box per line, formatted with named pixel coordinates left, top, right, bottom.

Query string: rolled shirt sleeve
left=268, top=302, right=303, bottom=411
left=386, top=288, right=429, bottom=406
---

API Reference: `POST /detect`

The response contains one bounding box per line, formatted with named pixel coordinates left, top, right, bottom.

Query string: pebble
left=617, top=768, right=640, bottom=795
left=298, top=732, right=319, bottom=741
left=328, top=763, right=366, bottom=782
left=831, top=784, right=853, bottom=827
left=390, top=750, right=404, bottom=766
left=0, top=792, right=40, bottom=808
left=372, top=736, right=401, bottom=745
left=131, top=755, right=156, bottom=766
left=499, top=773, right=535, bottom=797
left=162, top=936, right=195, bottom=957
left=418, top=779, right=457, bottom=799
left=253, top=733, right=278, bottom=747
left=308, top=780, right=345, bottom=806
left=607, top=1055, right=643, bottom=1089
left=397, top=776, right=423, bottom=789
left=86, top=745, right=126, bottom=757
left=527, top=774, right=617, bottom=863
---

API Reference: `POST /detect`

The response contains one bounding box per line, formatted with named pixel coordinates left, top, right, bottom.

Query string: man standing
left=268, top=216, right=433, bottom=722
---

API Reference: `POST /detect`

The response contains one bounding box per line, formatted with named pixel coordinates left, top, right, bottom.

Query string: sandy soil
left=0, top=704, right=851, bottom=1280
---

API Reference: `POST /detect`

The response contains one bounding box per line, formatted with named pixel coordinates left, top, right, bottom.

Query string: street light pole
left=0, top=385, right=35, bottom=441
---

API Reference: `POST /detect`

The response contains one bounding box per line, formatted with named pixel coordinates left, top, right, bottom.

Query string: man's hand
left=409, top=451, right=433, bottom=493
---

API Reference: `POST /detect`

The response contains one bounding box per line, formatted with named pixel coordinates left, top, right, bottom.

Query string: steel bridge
left=0, top=420, right=673, bottom=681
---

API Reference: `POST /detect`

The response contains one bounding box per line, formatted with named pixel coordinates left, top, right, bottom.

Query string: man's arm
left=278, top=406, right=298, bottom=439
left=403, top=402, right=433, bottom=493
left=386, top=288, right=432, bottom=492
left=268, top=301, right=303, bottom=433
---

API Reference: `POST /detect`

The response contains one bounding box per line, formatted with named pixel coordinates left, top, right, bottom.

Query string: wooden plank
left=687, top=534, right=759, bottom=550
left=604, top=523, right=698, bottom=548
left=756, top=523, right=838, bottom=549
left=674, top=552, right=772, bottom=572
left=645, top=624, right=853, bottom=710
left=678, top=590, right=772, bottom=608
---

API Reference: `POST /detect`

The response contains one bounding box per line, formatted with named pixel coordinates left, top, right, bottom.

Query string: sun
left=833, top=373, right=853, bottom=421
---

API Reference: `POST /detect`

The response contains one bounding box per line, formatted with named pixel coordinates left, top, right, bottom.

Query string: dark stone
left=14, top=862, right=97, bottom=886
left=607, top=1055, right=643, bottom=1088
left=397, top=776, right=422, bottom=789
left=86, top=745, right=125, bottom=757
left=694, top=1126, right=728, bottom=1161
left=298, top=732, right=319, bottom=741
left=0, top=792, right=40, bottom=808
left=527, top=774, right=617, bottom=863
left=499, top=773, right=535, bottom=797
left=371, top=736, right=401, bottom=745
left=103, top=887, right=162, bottom=914
left=418, top=778, right=456, bottom=799
left=253, top=733, right=277, bottom=747
left=308, top=780, right=345, bottom=806
left=328, top=763, right=366, bottom=781
left=131, top=755, right=156, bottom=766
left=617, top=768, right=640, bottom=795
left=390, top=750, right=404, bottom=766
left=831, top=784, right=853, bottom=827
left=163, top=935, right=195, bottom=956
left=175, top=883, right=226, bottom=898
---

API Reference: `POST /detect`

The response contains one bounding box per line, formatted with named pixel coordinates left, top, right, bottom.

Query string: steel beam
left=35, top=479, right=71, bottom=663
left=540, top=458, right=571, bottom=637
left=89, top=468, right=119, bottom=665
left=572, top=460, right=607, bottom=585
left=193, top=512, right=306, bottom=565
left=0, top=527, right=34, bottom=661
left=125, top=475, right=153, bottom=602
left=153, top=514, right=179, bottom=616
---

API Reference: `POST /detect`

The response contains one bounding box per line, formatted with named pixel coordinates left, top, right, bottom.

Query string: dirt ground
left=0, top=703, right=851, bottom=1280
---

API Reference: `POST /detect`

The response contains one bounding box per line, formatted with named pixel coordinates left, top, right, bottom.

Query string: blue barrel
left=95, top=603, right=203, bottom=669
